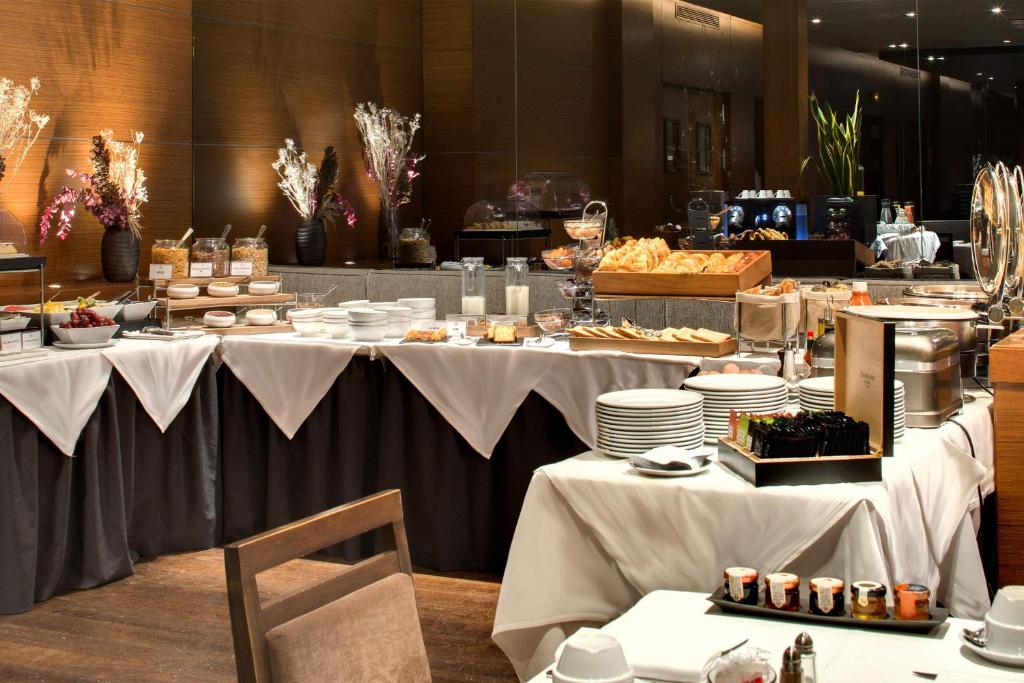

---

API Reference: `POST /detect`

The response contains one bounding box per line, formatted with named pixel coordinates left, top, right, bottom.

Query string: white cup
left=986, top=586, right=1024, bottom=655
left=552, top=630, right=633, bottom=683
left=778, top=190, right=791, bottom=198
left=756, top=190, right=768, bottom=198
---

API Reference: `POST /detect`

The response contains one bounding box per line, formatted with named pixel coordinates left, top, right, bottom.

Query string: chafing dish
left=811, top=327, right=962, bottom=428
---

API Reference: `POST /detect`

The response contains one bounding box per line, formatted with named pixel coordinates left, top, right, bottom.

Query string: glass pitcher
left=461, top=257, right=486, bottom=315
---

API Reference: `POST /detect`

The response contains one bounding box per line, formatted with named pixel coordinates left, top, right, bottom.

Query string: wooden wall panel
left=0, top=0, right=192, bottom=303
left=192, top=1, right=423, bottom=264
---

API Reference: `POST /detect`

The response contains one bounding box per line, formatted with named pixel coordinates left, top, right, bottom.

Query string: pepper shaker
left=794, top=633, right=817, bottom=683
left=779, top=646, right=803, bottom=683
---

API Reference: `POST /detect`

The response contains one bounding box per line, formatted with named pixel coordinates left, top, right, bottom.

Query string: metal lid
left=794, top=633, right=814, bottom=654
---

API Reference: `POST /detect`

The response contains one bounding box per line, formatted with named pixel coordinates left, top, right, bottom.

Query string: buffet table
left=494, top=392, right=994, bottom=680
left=526, top=591, right=1017, bottom=683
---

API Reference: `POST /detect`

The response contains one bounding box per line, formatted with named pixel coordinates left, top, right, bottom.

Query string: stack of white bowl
left=321, top=308, right=350, bottom=339
left=595, top=389, right=705, bottom=458
left=798, top=376, right=906, bottom=439
left=338, top=299, right=370, bottom=309
left=375, top=305, right=412, bottom=337
left=682, top=374, right=789, bottom=444
left=397, top=298, right=437, bottom=329
left=290, top=308, right=324, bottom=337
left=347, top=308, right=388, bottom=341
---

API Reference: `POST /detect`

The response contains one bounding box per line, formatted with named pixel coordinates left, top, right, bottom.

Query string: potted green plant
left=802, top=91, right=877, bottom=242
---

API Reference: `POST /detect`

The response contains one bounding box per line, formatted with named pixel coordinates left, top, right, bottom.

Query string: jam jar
left=723, top=567, right=759, bottom=605
left=850, top=581, right=888, bottom=620
left=809, top=577, right=845, bottom=616
left=894, top=583, right=931, bottom=621
left=764, top=573, right=801, bottom=611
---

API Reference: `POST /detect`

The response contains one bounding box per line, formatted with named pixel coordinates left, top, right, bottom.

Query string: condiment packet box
left=1, top=331, right=24, bottom=354
left=20, top=329, right=42, bottom=350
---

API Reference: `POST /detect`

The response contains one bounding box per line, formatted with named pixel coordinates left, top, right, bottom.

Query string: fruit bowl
left=50, top=324, right=119, bottom=345
left=533, top=308, right=573, bottom=334
left=541, top=246, right=579, bottom=271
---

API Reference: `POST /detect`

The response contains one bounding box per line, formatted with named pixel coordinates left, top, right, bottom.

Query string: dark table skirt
left=221, top=356, right=585, bottom=573
left=0, top=361, right=219, bottom=615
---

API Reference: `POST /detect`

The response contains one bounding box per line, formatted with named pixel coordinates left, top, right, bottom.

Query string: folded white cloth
left=102, top=336, right=220, bottom=432
left=219, top=335, right=359, bottom=439
left=377, top=343, right=562, bottom=457
left=0, top=350, right=112, bottom=455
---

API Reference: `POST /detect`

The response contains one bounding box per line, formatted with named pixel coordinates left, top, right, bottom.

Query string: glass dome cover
left=508, top=172, right=592, bottom=217
left=463, top=199, right=542, bottom=231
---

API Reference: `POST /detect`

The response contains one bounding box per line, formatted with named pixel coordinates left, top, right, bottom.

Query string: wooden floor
left=0, top=549, right=517, bottom=682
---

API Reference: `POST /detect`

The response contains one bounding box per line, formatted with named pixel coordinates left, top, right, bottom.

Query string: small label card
left=21, top=330, right=42, bottom=350
left=149, top=263, right=173, bottom=280
left=445, top=320, right=468, bottom=337
left=0, top=332, right=23, bottom=354
left=190, top=262, right=213, bottom=278
left=229, top=261, right=253, bottom=276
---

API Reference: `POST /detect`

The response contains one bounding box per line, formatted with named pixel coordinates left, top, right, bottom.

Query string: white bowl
left=288, top=307, right=325, bottom=321
left=203, top=311, right=236, bottom=328
left=553, top=631, right=633, bottom=683
left=396, top=297, right=436, bottom=310
left=48, top=303, right=124, bottom=326
left=207, top=282, right=239, bottom=297
left=320, top=307, right=349, bottom=320
left=368, top=301, right=397, bottom=308
left=118, top=300, right=158, bottom=321
left=50, top=324, right=120, bottom=344
left=167, top=284, right=200, bottom=299
left=349, top=323, right=386, bottom=342
left=247, top=281, right=280, bottom=295
left=338, top=299, right=370, bottom=309
left=245, top=309, right=278, bottom=326
left=323, top=320, right=350, bottom=339
left=348, top=307, right=389, bottom=323
left=385, top=321, right=412, bottom=338
left=292, top=318, right=324, bottom=337
left=0, top=315, right=30, bottom=332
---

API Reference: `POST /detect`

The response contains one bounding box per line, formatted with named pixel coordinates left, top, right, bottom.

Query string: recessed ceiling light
left=888, top=43, right=897, bottom=48
left=1004, top=39, right=1012, bottom=43
left=927, top=55, right=935, bottom=61
left=938, top=56, right=945, bottom=60
left=989, top=76, right=995, bottom=80
left=992, top=6, right=1003, bottom=14
left=906, top=11, right=916, bottom=17
left=899, top=42, right=909, bottom=48
left=811, top=17, right=822, bottom=24
left=977, top=72, right=984, bottom=76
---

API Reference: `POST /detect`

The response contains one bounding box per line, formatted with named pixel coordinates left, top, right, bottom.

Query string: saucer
left=961, top=632, right=1024, bottom=667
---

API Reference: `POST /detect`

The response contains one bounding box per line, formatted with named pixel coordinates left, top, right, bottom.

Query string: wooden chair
left=224, top=490, right=431, bottom=682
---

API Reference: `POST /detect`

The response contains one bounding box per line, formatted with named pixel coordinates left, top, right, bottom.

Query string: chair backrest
left=224, top=489, right=414, bottom=683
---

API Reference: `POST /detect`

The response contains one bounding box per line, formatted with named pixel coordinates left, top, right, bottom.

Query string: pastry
left=492, top=324, right=517, bottom=343
left=692, top=328, right=731, bottom=344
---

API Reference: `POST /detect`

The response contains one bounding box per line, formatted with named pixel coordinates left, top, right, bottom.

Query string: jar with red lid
left=764, top=573, right=801, bottom=611
left=723, top=567, right=759, bottom=605
left=894, top=583, right=931, bottom=621
left=809, top=577, right=845, bottom=616
left=850, top=581, right=888, bottom=620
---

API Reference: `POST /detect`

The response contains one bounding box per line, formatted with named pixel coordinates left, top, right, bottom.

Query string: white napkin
left=102, top=336, right=220, bottom=432
left=377, top=343, right=561, bottom=458
left=0, top=351, right=112, bottom=455
left=219, top=336, right=359, bottom=439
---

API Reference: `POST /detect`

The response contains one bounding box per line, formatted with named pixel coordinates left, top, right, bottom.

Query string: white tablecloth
left=218, top=334, right=361, bottom=439
left=0, top=337, right=220, bottom=454
left=526, top=591, right=1020, bottom=683
left=494, top=394, right=994, bottom=680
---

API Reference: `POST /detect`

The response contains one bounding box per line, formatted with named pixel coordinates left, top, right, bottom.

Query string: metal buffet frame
left=561, top=200, right=609, bottom=326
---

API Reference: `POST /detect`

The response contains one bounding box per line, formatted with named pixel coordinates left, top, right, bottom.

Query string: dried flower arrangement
left=39, top=130, right=147, bottom=242
left=0, top=76, right=49, bottom=189
left=353, top=102, right=424, bottom=211
left=272, top=139, right=357, bottom=228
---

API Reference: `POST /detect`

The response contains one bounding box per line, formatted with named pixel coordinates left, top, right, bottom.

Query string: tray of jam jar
left=706, top=587, right=948, bottom=634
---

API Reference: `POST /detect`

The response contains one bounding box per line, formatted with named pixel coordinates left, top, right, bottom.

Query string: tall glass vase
left=380, top=205, right=400, bottom=263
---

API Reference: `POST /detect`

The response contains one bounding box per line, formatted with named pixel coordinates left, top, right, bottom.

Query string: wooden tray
left=157, top=293, right=294, bottom=310
left=707, top=587, right=947, bottom=633
left=592, top=250, right=772, bottom=297
left=569, top=336, right=736, bottom=357
left=716, top=437, right=882, bottom=487
left=200, top=322, right=293, bottom=336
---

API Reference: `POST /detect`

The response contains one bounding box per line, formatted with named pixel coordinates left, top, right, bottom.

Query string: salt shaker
left=794, top=633, right=817, bottom=683
left=779, top=646, right=803, bottom=683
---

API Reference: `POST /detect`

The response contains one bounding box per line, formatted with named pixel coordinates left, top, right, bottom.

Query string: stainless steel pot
left=872, top=302, right=979, bottom=378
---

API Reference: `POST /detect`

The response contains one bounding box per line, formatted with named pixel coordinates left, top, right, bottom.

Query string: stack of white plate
left=798, top=376, right=906, bottom=439
left=682, top=374, right=789, bottom=444
left=595, top=389, right=705, bottom=458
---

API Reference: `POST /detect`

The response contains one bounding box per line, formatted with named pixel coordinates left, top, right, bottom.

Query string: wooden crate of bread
left=592, top=239, right=772, bottom=297
left=568, top=325, right=736, bottom=357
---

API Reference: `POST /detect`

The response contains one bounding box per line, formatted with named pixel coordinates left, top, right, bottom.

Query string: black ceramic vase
left=295, top=217, right=326, bottom=266
left=101, top=228, right=140, bottom=282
